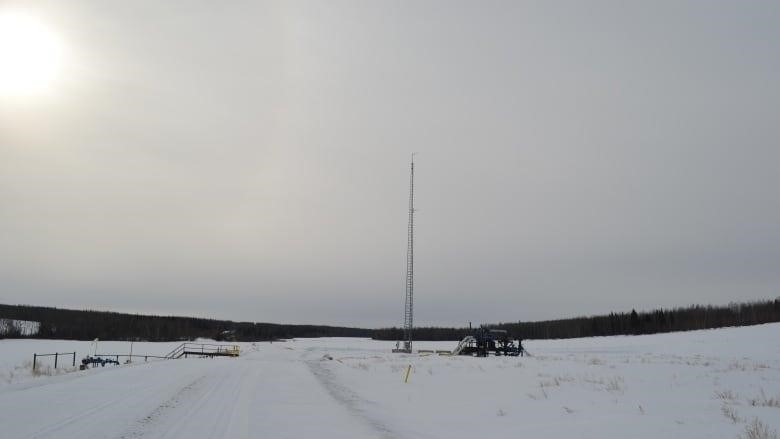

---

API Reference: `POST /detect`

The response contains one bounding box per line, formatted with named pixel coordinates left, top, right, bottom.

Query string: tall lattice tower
left=402, top=155, right=415, bottom=352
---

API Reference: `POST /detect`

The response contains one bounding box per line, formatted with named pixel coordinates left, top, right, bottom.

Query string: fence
left=33, top=352, right=76, bottom=370
left=92, top=354, right=168, bottom=363
left=31, top=343, right=238, bottom=371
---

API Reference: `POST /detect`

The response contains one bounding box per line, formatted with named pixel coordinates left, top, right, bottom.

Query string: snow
left=0, top=319, right=40, bottom=336
left=1, top=324, right=779, bottom=438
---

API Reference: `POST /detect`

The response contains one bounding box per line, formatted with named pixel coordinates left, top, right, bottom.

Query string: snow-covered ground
left=1, top=324, right=779, bottom=438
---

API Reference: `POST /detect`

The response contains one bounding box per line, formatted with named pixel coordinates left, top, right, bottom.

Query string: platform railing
left=451, top=336, right=476, bottom=355
left=164, top=342, right=240, bottom=359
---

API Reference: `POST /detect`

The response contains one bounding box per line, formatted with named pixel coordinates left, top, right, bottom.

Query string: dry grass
left=1, top=361, right=78, bottom=385
left=587, top=357, right=605, bottom=366
left=740, top=418, right=778, bottom=439
left=748, top=389, right=780, bottom=408
left=527, top=384, right=550, bottom=400
left=539, top=374, right=575, bottom=389
left=605, top=376, right=625, bottom=393
left=721, top=403, right=742, bottom=424
left=726, top=361, right=773, bottom=373
left=715, top=389, right=739, bottom=402
left=352, top=362, right=370, bottom=371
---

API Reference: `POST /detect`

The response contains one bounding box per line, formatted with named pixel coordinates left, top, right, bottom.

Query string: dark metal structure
left=32, top=352, right=76, bottom=370
left=455, top=328, right=524, bottom=357
left=74, top=343, right=239, bottom=369
left=80, top=356, right=120, bottom=368
left=394, top=155, right=416, bottom=353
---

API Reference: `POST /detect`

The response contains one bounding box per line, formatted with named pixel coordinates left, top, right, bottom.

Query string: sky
left=0, top=0, right=779, bottom=328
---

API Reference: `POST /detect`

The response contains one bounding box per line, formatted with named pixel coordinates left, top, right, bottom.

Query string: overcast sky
left=1, top=0, right=778, bottom=327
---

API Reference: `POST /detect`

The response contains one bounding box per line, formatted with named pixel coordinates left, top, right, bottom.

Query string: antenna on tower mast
left=394, top=154, right=416, bottom=353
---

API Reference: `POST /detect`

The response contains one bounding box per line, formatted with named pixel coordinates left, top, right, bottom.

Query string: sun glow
left=0, top=11, right=63, bottom=97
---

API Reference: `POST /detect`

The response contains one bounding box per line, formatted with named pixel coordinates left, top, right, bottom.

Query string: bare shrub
left=540, top=375, right=575, bottom=388
left=527, top=388, right=549, bottom=400
left=726, top=361, right=770, bottom=373
left=526, top=383, right=551, bottom=400
left=740, top=418, right=777, bottom=439
left=715, top=389, right=739, bottom=402
left=582, top=375, right=605, bottom=385
left=721, top=403, right=742, bottom=424
left=606, top=376, right=625, bottom=393
left=728, top=361, right=748, bottom=372
left=0, top=360, right=78, bottom=384
left=30, top=361, right=77, bottom=378
left=496, top=409, right=507, bottom=417
left=748, top=389, right=780, bottom=408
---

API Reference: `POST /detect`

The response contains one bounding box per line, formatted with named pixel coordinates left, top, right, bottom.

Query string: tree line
left=0, top=304, right=372, bottom=341
left=373, top=298, right=780, bottom=341
left=2, top=298, right=779, bottom=342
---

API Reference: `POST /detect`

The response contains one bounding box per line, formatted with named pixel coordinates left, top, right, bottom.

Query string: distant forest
left=2, top=298, right=779, bottom=342
left=372, top=298, right=780, bottom=341
left=0, top=304, right=372, bottom=341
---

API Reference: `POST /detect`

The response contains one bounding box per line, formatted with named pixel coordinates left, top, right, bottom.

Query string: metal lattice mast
left=403, top=155, right=415, bottom=352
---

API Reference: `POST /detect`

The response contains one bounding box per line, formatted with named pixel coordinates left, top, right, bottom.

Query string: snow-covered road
left=0, top=345, right=382, bottom=439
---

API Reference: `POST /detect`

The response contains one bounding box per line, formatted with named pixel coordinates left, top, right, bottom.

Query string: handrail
left=164, top=344, right=184, bottom=359
left=451, top=336, right=475, bottom=355
left=95, top=354, right=168, bottom=360
left=164, top=342, right=240, bottom=359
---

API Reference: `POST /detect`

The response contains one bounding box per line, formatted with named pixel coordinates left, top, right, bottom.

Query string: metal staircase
left=451, top=336, right=475, bottom=356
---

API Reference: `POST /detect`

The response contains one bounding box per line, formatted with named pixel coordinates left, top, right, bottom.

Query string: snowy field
left=1, top=324, right=779, bottom=438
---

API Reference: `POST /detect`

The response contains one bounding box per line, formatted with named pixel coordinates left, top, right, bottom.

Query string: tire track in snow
left=120, top=360, right=260, bottom=439
left=306, top=358, right=397, bottom=439
left=155, top=369, right=234, bottom=439
left=118, top=375, right=207, bottom=439
left=21, top=393, right=129, bottom=439
left=120, top=365, right=237, bottom=439
left=17, top=362, right=209, bottom=439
